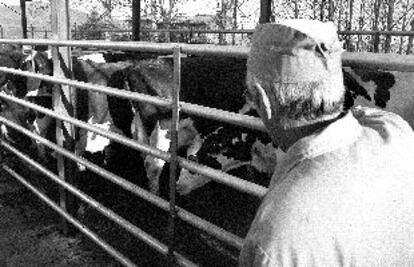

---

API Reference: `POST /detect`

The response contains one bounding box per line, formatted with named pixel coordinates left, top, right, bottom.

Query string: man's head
left=246, top=19, right=345, bottom=147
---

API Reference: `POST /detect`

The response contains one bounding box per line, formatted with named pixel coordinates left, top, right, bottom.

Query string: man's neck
left=276, top=111, right=346, bottom=151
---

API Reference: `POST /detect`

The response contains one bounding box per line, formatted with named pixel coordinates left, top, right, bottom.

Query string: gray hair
left=245, top=70, right=345, bottom=126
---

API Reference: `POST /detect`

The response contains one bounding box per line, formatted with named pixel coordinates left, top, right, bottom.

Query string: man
left=240, top=19, right=414, bottom=266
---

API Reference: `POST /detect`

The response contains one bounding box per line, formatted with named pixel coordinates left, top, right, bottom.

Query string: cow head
left=0, top=48, right=32, bottom=144
left=0, top=81, right=33, bottom=149
left=21, top=50, right=54, bottom=96
left=144, top=117, right=198, bottom=195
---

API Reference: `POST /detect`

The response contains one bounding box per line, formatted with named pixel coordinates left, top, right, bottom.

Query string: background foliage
left=1, top=0, right=414, bottom=52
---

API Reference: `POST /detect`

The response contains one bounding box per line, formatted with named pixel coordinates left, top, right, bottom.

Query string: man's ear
left=254, top=82, right=272, bottom=120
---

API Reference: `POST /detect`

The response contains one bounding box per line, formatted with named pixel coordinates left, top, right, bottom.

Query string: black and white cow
left=119, top=55, right=414, bottom=232
left=129, top=56, right=404, bottom=198
left=118, top=56, right=280, bottom=198
left=106, top=55, right=285, bottom=237
left=0, top=46, right=36, bottom=152
left=0, top=48, right=149, bottom=187
left=343, top=67, right=414, bottom=129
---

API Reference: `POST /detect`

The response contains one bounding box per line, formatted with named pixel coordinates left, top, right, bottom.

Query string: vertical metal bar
left=31, top=24, right=34, bottom=39
left=168, top=46, right=181, bottom=266
left=132, top=0, right=141, bottom=41
left=20, top=0, right=28, bottom=39
left=0, top=25, right=3, bottom=39
left=51, top=0, right=76, bottom=235
left=259, top=0, right=272, bottom=23
left=73, top=22, right=77, bottom=40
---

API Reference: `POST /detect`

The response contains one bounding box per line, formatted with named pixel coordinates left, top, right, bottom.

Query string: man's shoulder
left=351, top=106, right=414, bottom=141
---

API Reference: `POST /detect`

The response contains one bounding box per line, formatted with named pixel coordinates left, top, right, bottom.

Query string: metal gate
left=1, top=23, right=414, bottom=267
left=0, top=38, right=271, bottom=266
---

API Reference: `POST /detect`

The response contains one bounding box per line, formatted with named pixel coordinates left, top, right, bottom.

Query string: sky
left=0, top=0, right=19, bottom=6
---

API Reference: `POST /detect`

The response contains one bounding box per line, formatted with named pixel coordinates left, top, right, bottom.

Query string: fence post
left=407, top=19, right=414, bottom=54
left=372, top=31, right=380, bottom=53
left=0, top=25, right=3, bottom=39
left=73, top=22, right=77, bottom=40
left=167, top=46, right=181, bottom=266
left=30, top=24, right=34, bottom=38
left=259, top=0, right=272, bottom=23
left=189, top=27, right=194, bottom=43
left=219, top=32, right=224, bottom=45
left=51, top=0, right=76, bottom=235
left=44, top=29, right=48, bottom=39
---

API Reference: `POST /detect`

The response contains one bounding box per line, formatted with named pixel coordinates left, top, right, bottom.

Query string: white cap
left=247, top=19, right=343, bottom=86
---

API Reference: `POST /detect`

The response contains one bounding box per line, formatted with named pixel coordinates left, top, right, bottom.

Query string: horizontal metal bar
left=28, top=28, right=414, bottom=36
left=30, top=28, right=256, bottom=34
left=1, top=39, right=176, bottom=53
left=2, top=39, right=414, bottom=72
left=0, top=67, right=265, bottom=131
left=338, top=30, right=414, bottom=36
left=0, top=67, right=172, bottom=109
left=0, top=117, right=245, bottom=249
left=0, top=91, right=169, bottom=159
left=1, top=165, right=137, bottom=267
left=182, top=102, right=264, bottom=131
left=178, top=158, right=267, bottom=197
left=0, top=93, right=267, bottom=198
left=342, top=52, right=414, bottom=72
left=0, top=39, right=248, bottom=58
left=0, top=140, right=196, bottom=267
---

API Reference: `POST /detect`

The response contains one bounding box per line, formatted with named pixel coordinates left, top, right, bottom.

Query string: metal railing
left=0, top=39, right=268, bottom=266
left=15, top=26, right=414, bottom=50
left=3, top=38, right=414, bottom=71
left=2, top=38, right=414, bottom=266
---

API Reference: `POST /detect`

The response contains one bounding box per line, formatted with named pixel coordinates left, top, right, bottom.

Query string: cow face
left=145, top=120, right=170, bottom=194
left=0, top=82, right=32, bottom=147
left=22, top=50, right=53, bottom=96
left=144, top=118, right=198, bottom=194
left=175, top=133, right=279, bottom=196
left=0, top=49, right=34, bottom=148
left=0, top=48, right=28, bottom=98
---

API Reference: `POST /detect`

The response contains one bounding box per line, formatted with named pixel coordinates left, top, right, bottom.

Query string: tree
left=373, top=0, right=382, bottom=52
left=399, top=0, right=410, bottom=53
left=76, top=9, right=115, bottom=40
left=384, top=0, right=395, bottom=52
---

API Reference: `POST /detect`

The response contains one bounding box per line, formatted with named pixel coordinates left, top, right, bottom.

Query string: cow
left=0, top=45, right=34, bottom=152
left=104, top=55, right=286, bottom=238
left=0, top=47, right=149, bottom=188
left=115, top=55, right=414, bottom=235
left=343, top=67, right=414, bottom=129
left=72, top=56, right=149, bottom=188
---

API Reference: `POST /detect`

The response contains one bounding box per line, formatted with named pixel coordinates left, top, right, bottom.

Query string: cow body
left=121, top=56, right=278, bottom=198
left=71, top=56, right=149, bottom=187
left=344, top=67, right=414, bottom=129
left=0, top=47, right=35, bottom=152
left=0, top=49, right=148, bottom=187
